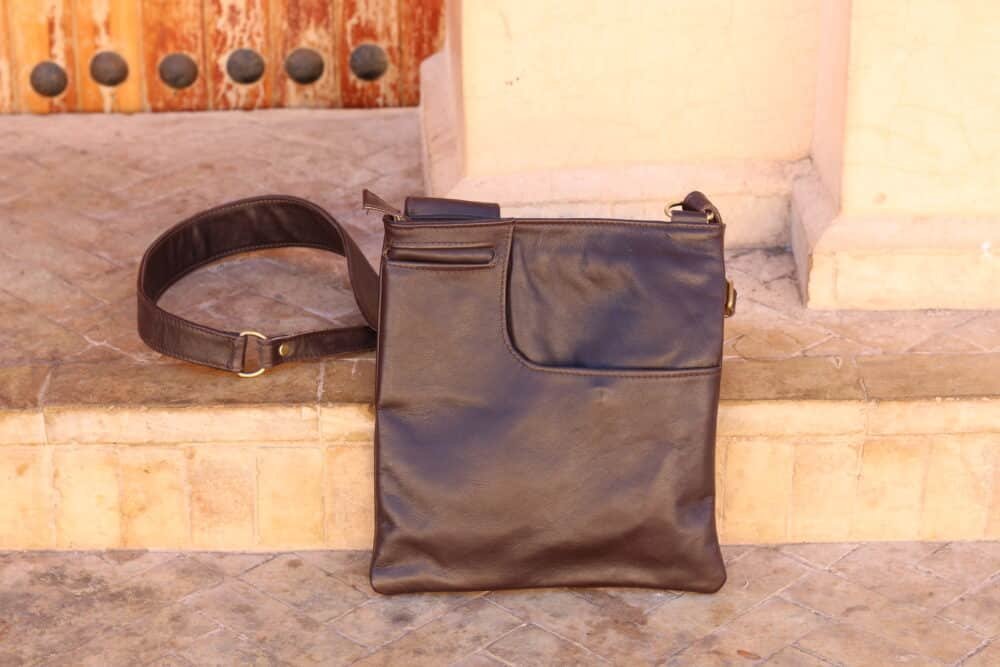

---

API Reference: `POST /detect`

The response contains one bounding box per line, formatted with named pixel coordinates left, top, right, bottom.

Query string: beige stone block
left=714, top=437, right=727, bottom=538
left=791, top=438, right=862, bottom=541
left=119, top=448, right=189, bottom=549
left=0, top=410, right=46, bottom=445
left=257, top=447, right=324, bottom=548
left=851, top=437, right=929, bottom=540
left=990, top=447, right=1000, bottom=539
left=319, top=404, right=375, bottom=444
left=0, top=446, right=54, bottom=548
left=868, top=399, right=1000, bottom=435
left=188, top=447, right=256, bottom=549
left=325, top=445, right=374, bottom=549
left=720, top=437, right=793, bottom=543
left=922, top=435, right=995, bottom=540
left=717, top=401, right=865, bottom=437
left=53, top=447, right=121, bottom=548
left=45, top=405, right=319, bottom=444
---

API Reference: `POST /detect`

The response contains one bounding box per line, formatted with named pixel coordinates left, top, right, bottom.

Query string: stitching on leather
left=496, top=222, right=721, bottom=380
left=387, top=242, right=496, bottom=248
left=384, top=259, right=497, bottom=271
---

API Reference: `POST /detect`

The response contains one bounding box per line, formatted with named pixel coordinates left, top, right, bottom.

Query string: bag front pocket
left=504, top=222, right=726, bottom=371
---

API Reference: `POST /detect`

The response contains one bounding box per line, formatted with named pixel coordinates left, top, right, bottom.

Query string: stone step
left=2, top=368, right=998, bottom=550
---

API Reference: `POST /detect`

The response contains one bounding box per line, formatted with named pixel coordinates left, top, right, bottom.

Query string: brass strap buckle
left=238, top=331, right=268, bottom=378
left=724, top=279, right=737, bottom=318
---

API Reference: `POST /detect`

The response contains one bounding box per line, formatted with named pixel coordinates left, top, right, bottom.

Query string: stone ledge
left=3, top=351, right=998, bottom=414
left=1, top=397, right=997, bottom=550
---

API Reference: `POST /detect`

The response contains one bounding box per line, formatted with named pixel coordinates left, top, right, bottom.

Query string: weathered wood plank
left=142, top=0, right=208, bottom=112
left=398, top=0, right=445, bottom=106
left=0, top=0, right=14, bottom=113
left=6, top=0, right=77, bottom=113
left=74, top=0, right=144, bottom=112
left=270, top=0, right=339, bottom=108
left=338, top=0, right=399, bottom=108
left=204, top=0, right=272, bottom=110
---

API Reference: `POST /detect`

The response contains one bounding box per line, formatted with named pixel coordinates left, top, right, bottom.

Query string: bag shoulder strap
left=137, top=195, right=379, bottom=376
left=137, top=190, right=726, bottom=376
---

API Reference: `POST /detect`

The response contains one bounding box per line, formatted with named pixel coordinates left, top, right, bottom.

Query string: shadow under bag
left=137, top=190, right=736, bottom=594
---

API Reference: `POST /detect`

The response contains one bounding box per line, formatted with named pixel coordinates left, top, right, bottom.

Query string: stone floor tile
left=145, top=654, right=196, bottom=667
left=0, top=584, right=113, bottom=665
left=831, top=544, right=965, bottom=610
left=963, top=640, right=1000, bottom=667
left=492, top=588, right=695, bottom=664
left=451, top=652, right=508, bottom=667
left=100, top=550, right=180, bottom=582
left=666, top=598, right=827, bottom=666
left=486, top=623, right=608, bottom=666
left=914, top=542, right=1000, bottom=587
left=176, top=628, right=282, bottom=666
left=46, top=603, right=220, bottom=667
left=91, top=556, right=225, bottom=627
left=719, top=544, right=752, bottom=564
left=938, top=577, right=1000, bottom=637
left=571, top=586, right=677, bottom=614
left=645, top=548, right=811, bottom=646
left=952, top=312, right=1000, bottom=352
left=239, top=553, right=369, bottom=621
left=0, top=551, right=121, bottom=593
left=353, top=598, right=522, bottom=667
left=763, top=646, right=831, bottom=666
left=190, top=552, right=276, bottom=578
left=296, top=549, right=374, bottom=594
left=330, top=591, right=479, bottom=648
left=183, top=579, right=304, bottom=644
left=0, top=365, right=50, bottom=410
left=778, top=542, right=859, bottom=568
left=781, top=570, right=890, bottom=619
left=794, top=622, right=941, bottom=667
left=264, top=624, right=369, bottom=666
left=842, top=599, right=985, bottom=664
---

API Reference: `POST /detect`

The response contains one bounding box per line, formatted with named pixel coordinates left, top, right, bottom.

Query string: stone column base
left=791, top=172, right=1000, bottom=310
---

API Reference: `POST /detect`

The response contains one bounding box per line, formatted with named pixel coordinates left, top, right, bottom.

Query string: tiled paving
left=1, top=542, right=997, bottom=665
left=0, top=110, right=998, bottom=409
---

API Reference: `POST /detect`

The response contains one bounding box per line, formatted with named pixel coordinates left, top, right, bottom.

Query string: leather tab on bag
left=680, top=190, right=723, bottom=224
left=362, top=189, right=401, bottom=219
left=403, top=195, right=500, bottom=220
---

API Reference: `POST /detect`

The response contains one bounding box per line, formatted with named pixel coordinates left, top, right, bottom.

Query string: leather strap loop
left=137, top=195, right=379, bottom=374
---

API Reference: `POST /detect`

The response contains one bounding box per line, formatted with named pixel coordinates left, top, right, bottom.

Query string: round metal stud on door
left=90, top=52, right=129, bottom=87
left=30, top=61, right=68, bottom=97
left=285, top=48, right=325, bottom=85
left=349, top=44, right=388, bottom=81
left=226, top=49, right=266, bottom=84
left=159, top=53, right=199, bottom=90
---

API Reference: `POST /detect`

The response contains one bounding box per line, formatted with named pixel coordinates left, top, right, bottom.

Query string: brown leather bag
left=137, top=190, right=735, bottom=594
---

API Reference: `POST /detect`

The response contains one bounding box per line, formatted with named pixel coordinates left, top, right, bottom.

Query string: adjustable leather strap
left=137, top=190, right=733, bottom=375
left=137, top=195, right=379, bottom=375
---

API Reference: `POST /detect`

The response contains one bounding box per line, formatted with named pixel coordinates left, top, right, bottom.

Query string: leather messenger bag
left=137, top=190, right=736, bottom=594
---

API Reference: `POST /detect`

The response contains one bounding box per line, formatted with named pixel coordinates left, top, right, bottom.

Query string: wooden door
left=0, top=0, right=444, bottom=113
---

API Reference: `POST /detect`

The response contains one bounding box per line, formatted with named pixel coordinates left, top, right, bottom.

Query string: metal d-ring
left=238, top=331, right=268, bottom=378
